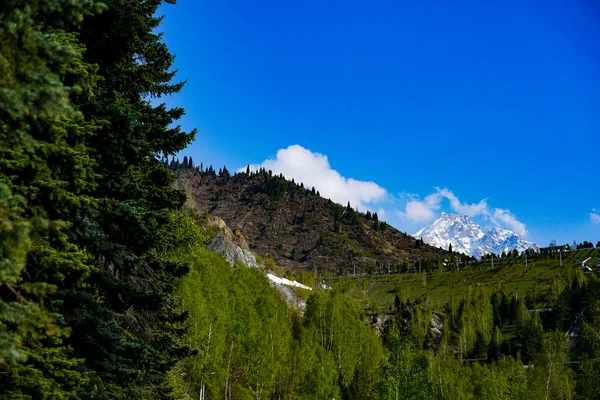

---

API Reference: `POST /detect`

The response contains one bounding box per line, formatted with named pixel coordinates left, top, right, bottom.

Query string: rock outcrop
left=203, top=217, right=308, bottom=313
left=206, top=215, right=250, bottom=249
left=429, top=311, right=444, bottom=350
left=206, top=236, right=258, bottom=268
left=269, top=282, right=307, bottom=314
left=371, top=313, right=394, bottom=336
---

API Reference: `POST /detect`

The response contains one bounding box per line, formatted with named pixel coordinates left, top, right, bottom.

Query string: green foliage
left=487, top=326, right=504, bottom=362
left=0, top=1, right=595, bottom=399
left=151, top=208, right=209, bottom=263
left=470, top=356, right=529, bottom=400
left=528, top=331, right=572, bottom=400
left=582, top=299, right=600, bottom=355
left=574, top=355, right=600, bottom=400
left=1, top=0, right=195, bottom=397
left=172, top=240, right=384, bottom=399
left=520, top=312, right=544, bottom=363
left=0, top=0, right=102, bottom=395
left=377, top=322, right=434, bottom=400
left=576, top=295, right=600, bottom=399
left=0, top=184, right=33, bottom=364
left=174, top=250, right=289, bottom=399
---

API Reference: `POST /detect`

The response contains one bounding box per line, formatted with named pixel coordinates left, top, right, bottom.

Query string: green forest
left=1, top=1, right=600, bottom=399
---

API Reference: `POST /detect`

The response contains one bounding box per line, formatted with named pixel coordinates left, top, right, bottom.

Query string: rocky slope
left=206, top=236, right=258, bottom=268
left=204, top=220, right=309, bottom=311
left=175, top=166, right=447, bottom=275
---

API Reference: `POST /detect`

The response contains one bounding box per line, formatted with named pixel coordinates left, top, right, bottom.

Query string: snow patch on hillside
left=267, top=274, right=312, bottom=291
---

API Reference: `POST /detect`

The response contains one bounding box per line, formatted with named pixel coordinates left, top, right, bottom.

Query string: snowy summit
left=414, top=212, right=538, bottom=259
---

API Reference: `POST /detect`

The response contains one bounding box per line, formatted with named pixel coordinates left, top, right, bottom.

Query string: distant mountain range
left=414, top=212, right=538, bottom=259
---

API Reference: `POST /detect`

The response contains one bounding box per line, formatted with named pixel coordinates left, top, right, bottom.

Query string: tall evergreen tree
left=1, top=0, right=196, bottom=397
left=0, top=0, right=103, bottom=395
left=61, top=1, right=197, bottom=397
left=222, top=165, right=230, bottom=183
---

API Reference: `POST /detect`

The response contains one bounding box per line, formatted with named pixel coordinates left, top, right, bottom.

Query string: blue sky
left=157, top=0, right=599, bottom=246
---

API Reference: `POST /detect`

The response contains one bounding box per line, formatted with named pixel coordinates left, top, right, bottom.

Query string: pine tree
left=449, top=243, right=453, bottom=253
left=56, top=0, right=195, bottom=397
left=0, top=0, right=102, bottom=395
left=222, top=165, right=231, bottom=183
left=394, top=295, right=402, bottom=312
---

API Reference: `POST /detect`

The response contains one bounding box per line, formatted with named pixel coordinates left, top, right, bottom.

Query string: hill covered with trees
left=172, top=161, right=448, bottom=276
left=2, top=1, right=600, bottom=399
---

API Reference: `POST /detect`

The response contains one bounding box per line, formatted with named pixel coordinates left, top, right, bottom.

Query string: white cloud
left=398, top=187, right=528, bottom=236
left=435, top=188, right=490, bottom=217
left=399, top=187, right=489, bottom=222
left=241, top=146, right=529, bottom=236
left=591, top=209, right=600, bottom=224
left=492, top=208, right=527, bottom=236
left=401, top=200, right=436, bottom=223
left=241, top=145, right=387, bottom=211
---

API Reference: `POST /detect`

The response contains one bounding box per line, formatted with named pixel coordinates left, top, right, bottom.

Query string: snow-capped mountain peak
left=414, top=213, right=538, bottom=259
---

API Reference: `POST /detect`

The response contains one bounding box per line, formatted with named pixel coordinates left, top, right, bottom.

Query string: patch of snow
left=267, top=274, right=312, bottom=291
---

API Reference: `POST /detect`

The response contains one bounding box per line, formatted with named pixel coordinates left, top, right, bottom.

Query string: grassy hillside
left=330, top=248, right=600, bottom=312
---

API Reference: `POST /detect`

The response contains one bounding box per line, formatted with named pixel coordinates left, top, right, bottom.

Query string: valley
left=169, top=161, right=600, bottom=399
left=2, top=2, right=598, bottom=399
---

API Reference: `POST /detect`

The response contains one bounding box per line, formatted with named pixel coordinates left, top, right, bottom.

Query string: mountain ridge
left=172, top=164, right=447, bottom=275
left=414, top=212, right=538, bottom=259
